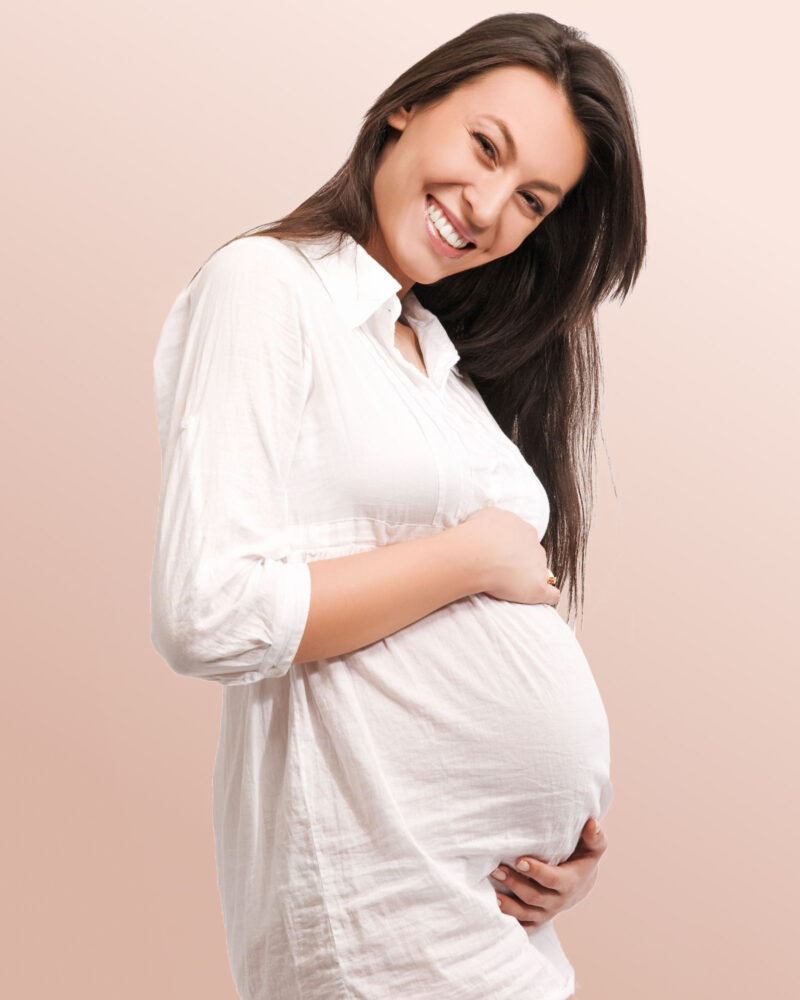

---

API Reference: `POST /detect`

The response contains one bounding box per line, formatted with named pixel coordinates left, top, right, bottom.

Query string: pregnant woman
left=150, top=13, right=646, bottom=1000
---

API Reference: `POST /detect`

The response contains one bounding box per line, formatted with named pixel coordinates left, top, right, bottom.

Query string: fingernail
left=491, top=867, right=506, bottom=881
left=516, top=859, right=530, bottom=872
left=595, top=824, right=603, bottom=836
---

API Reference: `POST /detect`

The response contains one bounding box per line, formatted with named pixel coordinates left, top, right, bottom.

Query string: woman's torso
left=207, top=234, right=613, bottom=1000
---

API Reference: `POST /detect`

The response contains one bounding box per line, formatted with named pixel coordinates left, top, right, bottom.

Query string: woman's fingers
left=491, top=823, right=608, bottom=932
left=496, top=890, right=547, bottom=927
left=513, top=855, right=563, bottom=891
left=490, top=826, right=608, bottom=928
left=491, top=863, right=560, bottom=907
left=584, top=818, right=607, bottom=854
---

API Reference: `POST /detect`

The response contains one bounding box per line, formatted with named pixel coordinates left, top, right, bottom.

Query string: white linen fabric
left=150, top=231, right=613, bottom=1000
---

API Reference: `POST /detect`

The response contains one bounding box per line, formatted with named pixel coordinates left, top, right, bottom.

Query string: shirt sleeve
left=149, top=236, right=313, bottom=686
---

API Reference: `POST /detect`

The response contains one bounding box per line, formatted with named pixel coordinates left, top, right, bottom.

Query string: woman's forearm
left=294, top=525, right=485, bottom=664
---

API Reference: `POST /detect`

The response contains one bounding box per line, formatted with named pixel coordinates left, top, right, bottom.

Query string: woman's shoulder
left=190, top=233, right=311, bottom=294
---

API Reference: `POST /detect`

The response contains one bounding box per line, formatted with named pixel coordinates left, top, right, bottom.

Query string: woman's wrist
left=437, top=520, right=491, bottom=600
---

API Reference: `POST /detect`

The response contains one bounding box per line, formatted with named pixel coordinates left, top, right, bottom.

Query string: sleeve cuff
left=259, top=560, right=312, bottom=678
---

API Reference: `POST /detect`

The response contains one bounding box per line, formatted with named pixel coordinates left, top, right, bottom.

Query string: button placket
left=358, top=319, right=448, bottom=523
left=427, top=381, right=471, bottom=522
left=361, top=300, right=469, bottom=526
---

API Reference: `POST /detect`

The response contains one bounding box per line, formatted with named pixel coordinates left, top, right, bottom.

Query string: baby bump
left=343, top=595, right=614, bottom=874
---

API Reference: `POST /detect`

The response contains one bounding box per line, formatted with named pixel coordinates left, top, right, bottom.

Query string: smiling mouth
left=425, top=194, right=477, bottom=253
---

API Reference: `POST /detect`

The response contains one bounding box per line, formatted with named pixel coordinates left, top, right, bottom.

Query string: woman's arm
left=151, top=238, right=496, bottom=686
left=296, top=502, right=560, bottom=665
left=295, top=522, right=485, bottom=664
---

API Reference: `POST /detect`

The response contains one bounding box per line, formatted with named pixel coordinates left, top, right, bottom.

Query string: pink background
left=3, top=2, right=797, bottom=997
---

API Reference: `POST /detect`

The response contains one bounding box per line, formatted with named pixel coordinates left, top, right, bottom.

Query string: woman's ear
left=386, top=104, right=415, bottom=133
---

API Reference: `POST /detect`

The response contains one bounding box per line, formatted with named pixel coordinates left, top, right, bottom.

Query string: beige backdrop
left=3, top=1, right=797, bottom=997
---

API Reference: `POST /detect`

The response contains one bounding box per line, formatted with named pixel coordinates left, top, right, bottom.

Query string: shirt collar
left=291, top=232, right=463, bottom=390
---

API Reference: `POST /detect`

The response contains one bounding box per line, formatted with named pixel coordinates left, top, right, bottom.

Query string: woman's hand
left=459, top=506, right=560, bottom=606
left=491, top=818, right=608, bottom=931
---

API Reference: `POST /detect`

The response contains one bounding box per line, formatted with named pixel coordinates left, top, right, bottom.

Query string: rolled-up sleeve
left=150, top=237, right=313, bottom=685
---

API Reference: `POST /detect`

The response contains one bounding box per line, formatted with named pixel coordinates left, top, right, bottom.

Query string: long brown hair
left=203, top=11, right=647, bottom=626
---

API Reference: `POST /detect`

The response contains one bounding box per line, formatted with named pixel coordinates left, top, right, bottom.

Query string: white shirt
left=150, top=232, right=613, bottom=1000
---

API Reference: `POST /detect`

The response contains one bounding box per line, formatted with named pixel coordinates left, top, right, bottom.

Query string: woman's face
left=369, top=64, right=589, bottom=297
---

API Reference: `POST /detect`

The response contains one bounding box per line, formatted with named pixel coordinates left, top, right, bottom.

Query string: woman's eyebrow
left=478, top=114, right=565, bottom=204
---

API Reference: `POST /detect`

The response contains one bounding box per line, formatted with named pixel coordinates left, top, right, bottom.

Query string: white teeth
left=426, top=200, right=470, bottom=249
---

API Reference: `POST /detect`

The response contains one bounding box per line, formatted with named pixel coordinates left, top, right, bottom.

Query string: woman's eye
left=472, top=131, right=497, bottom=161
left=522, top=192, right=545, bottom=216
left=472, top=131, right=544, bottom=217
